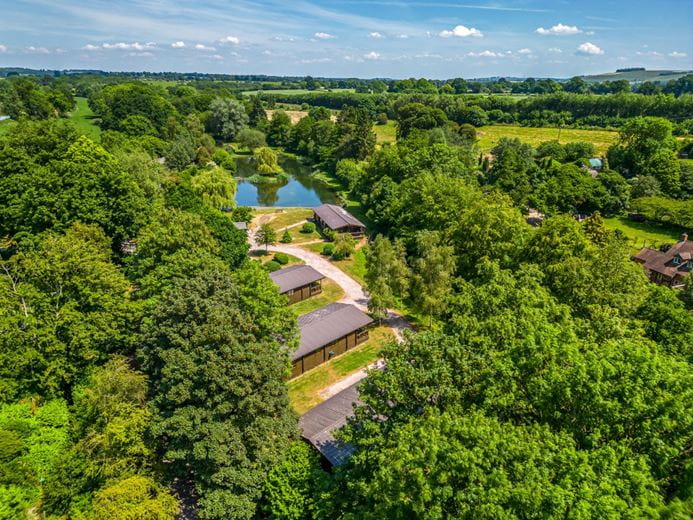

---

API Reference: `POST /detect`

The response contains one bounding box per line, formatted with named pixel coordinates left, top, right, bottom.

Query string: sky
left=1, top=0, right=691, bottom=78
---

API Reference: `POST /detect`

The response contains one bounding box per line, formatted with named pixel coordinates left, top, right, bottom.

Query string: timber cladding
left=270, top=265, right=325, bottom=304
left=291, top=303, right=374, bottom=378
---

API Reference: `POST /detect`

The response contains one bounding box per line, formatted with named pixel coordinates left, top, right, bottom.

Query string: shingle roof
left=233, top=221, right=247, bottom=231
left=294, top=303, right=373, bottom=361
left=313, top=204, right=365, bottom=231
left=633, top=239, right=693, bottom=281
left=269, top=265, right=325, bottom=294
left=299, top=381, right=360, bottom=466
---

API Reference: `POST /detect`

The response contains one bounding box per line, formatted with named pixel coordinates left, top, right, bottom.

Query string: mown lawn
left=301, top=243, right=367, bottom=285
left=69, top=97, right=101, bottom=141
left=291, top=278, right=345, bottom=316
left=287, top=325, right=395, bottom=414
left=477, top=125, right=618, bottom=154
left=603, top=216, right=685, bottom=252
left=251, top=250, right=304, bottom=266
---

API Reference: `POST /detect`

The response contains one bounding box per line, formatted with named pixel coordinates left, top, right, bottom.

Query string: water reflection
left=234, top=155, right=338, bottom=207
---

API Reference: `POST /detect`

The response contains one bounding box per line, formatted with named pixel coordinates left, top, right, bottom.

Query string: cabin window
left=286, top=289, right=294, bottom=295
left=356, top=329, right=368, bottom=342
left=673, top=256, right=681, bottom=265
left=328, top=351, right=335, bottom=358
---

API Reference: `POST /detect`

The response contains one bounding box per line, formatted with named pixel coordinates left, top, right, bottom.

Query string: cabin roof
left=313, top=204, right=365, bottom=230
left=269, top=264, right=325, bottom=294
left=299, top=381, right=360, bottom=466
left=633, top=238, right=693, bottom=280
left=295, top=303, right=373, bottom=361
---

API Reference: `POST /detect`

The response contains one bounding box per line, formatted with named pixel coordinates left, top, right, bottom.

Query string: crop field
left=477, top=125, right=619, bottom=154
left=69, top=97, right=101, bottom=141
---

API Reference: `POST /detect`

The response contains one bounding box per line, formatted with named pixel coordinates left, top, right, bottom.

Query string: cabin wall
left=284, top=281, right=323, bottom=304
left=290, top=328, right=370, bottom=379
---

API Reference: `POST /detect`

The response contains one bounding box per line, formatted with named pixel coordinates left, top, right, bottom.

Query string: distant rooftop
left=269, top=264, right=324, bottom=294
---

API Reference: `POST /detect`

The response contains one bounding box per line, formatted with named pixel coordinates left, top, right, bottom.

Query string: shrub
left=332, top=233, right=356, bottom=260
left=280, top=229, right=293, bottom=243
left=376, top=113, right=388, bottom=125
left=212, top=148, right=237, bottom=172
left=322, top=243, right=334, bottom=256
left=301, top=222, right=316, bottom=234
left=264, top=260, right=281, bottom=272
left=274, top=252, right=289, bottom=265
left=322, top=228, right=335, bottom=242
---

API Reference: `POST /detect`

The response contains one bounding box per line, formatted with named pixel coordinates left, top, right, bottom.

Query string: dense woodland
left=0, top=74, right=692, bottom=519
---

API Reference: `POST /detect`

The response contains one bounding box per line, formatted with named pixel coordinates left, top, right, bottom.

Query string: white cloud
left=271, top=36, right=297, bottom=42
left=82, top=44, right=100, bottom=51
left=364, top=51, right=381, bottom=60
left=211, top=54, right=224, bottom=60
left=171, top=41, right=186, bottom=48
left=440, top=25, right=483, bottom=38
left=369, top=32, right=385, bottom=39
left=102, top=42, right=156, bottom=51
left=299, top=57, right=333, bottom=64
left=127, top=51, right=154, bottom=57
left=536, top=23, right=582, bottom=35
left=576, top=42, right=604, bottom=55
left=219, top=35, right=240, bottom=44
left=0, top=45, right=6, bottom=53
left=195, top=43, right=216, bottom=51
left=466, top=50, right=504, bottom=58
left=26, top=46, right=50, bottom=54
left=396, top=34, right=409, bottom=39
left=636, top=50, right=663, bottom=57
left=548, top=47, right=563, bottom=53
left=314, top=32, right=336, bottom=40
left=669, top=51, right=687, bottom=58
left=517, top=48, right=532, bottom=54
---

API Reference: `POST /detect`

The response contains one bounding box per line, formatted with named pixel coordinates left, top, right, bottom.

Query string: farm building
left=313, top=204, right=366, bottom=237
left=270, top=264, right=325, bottom=304
left=299, top=381, right=360, bottom=467
left=633, top=234, right=692, bottom=288
left=291, top=303, right=374, bottom=379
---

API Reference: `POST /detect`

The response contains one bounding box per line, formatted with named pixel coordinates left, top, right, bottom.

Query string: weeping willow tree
left=255, top=147, right=283, bottom=175
left=191, top=166, right=237, bottom=210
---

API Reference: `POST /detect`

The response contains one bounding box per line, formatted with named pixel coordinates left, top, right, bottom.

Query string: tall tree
left=411, top=231, right=456, bottom=326
left=255, top=223, right=277, bottom=252
left=208, top=98, right=249, bottom=141
left=364, top=235, right=410, bottom=320
left=191, top=167, right=237, bottom=210
left=139, top=266, right=298, bottom=520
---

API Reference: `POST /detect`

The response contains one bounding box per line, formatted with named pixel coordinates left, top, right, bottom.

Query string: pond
left=234, top=154, right=339, bottom=207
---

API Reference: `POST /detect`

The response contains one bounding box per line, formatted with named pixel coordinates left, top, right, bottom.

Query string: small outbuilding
left=588, top=158, right=603, bottom=170
left=233, top=221, right=248, bottom=232
left=299, top=381, right=360, bottom=467
left=313, top=204, right=366, bottom=237
left=292, top=303, right=374, bottom=379
left=270, top=264, right=325, bottom=304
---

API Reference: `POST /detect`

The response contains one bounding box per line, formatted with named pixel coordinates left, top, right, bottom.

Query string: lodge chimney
left=681, top=233, right=688, bottom=242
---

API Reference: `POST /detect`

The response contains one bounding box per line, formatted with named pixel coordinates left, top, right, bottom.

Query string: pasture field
left=374, top=120, right=397, bottom=144
left=69, top=97, right=101, bottom=141
left=477, top=125, right=618, bottom=154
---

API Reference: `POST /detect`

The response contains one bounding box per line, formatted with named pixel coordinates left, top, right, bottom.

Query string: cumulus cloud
left=517, top=48, right=532, bottom=54
left=127, top=51, right=154, bottom=57
left=0, top=45, right=7, bottom=53
left=82, top=44, right=100, bottom=51
left=219, top=35, right=240, bottom=44
left=466, top=50, right=504, bottom=58
left=369, top=32, right=385, bottom=39
left=364, top=51, right=381, bottom=60
left=536, top=23, right=582, bottom=35
left=636, top=50, right=663, bottom=57
left=314, top=32, right=336, bottom=40
left=669, top=51, right=687, bottom=58
left=299, top=57, right=333, bottom=64
left=440, top=25, right=483, bottom=38
left=171, top=41, right=186, bottom=48
left=576, top=42, right=604, bottom=55
left=548, top=47, right=563, bottom=53
left=195, top=43, right=216, bottom=51
left=102, top=42, right=156, bottom=51
left=396, top=34, right=409, bottom=39
left=26, top=46, right=50, bottom=54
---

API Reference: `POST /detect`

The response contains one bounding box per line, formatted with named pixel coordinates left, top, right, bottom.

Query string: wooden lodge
left=270, top=265, right=325, bottom=304
left=633, top=234, right=692, bottom=288
left=313, top=204, right=366, bottom=237
left=291, top=303, right=374, bottom=379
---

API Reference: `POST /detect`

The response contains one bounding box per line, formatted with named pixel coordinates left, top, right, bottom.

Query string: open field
left=477, top=125, right=618, bottom=154
left=603, top=216, right=686, bottom=252
left=265, top=109, right=337, bottom=124
left=287, top=325, right=394, bottom=414
left=69, top=97, right=101, bottom=141
left=580, top=69, right=692, bottom=83
left=374, top=120, right=397, bottom=145
left=243, top=88, right=354, bottom=96
left=291, top=278, right=345, bottom=316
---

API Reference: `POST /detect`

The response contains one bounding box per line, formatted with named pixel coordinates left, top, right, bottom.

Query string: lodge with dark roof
left=313, top=204, right=366, bottom=237
left=633, top=234, right=692, bottom=288
left=270, top=265, right=325, bottom=304
left=291, top=303, right=374, bottom=379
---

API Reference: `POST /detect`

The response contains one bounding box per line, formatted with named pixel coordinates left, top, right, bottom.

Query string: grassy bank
left=69, top=97, right=101, bottom=141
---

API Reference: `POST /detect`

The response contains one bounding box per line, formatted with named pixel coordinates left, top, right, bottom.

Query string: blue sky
left=1, top=0, right=691, bottom=78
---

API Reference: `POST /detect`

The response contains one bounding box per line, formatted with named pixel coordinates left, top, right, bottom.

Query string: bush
left=236, top=128, right=267, bottom=150
left=322, top=228, right=335, bottom=242
left=332, top=233, right=356, bottom=260
left=212, top=148, right=237, bottom=172
left=322, top=243, right=334, bottom=256
left=301, top=222, right=316, bottom=234
left=264, top=260, right=281, bottom=272
left=376, top=113, right=388, bottom=125
left=280, top=229, right=292, bottom=243
left=274, top=252, right=289, bottom=265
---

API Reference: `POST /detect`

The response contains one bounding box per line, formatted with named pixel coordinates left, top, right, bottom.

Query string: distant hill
left=579, top=69, right=692, bottom=83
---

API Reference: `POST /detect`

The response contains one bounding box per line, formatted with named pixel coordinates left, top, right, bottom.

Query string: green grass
left=69, top=97, right=101, bottom=141
left=251, top=250, right=304, bottom=266
left=242, top=88, right=354, bottom=96
left=291, top=278, right=345, bottom=316
left=477, top=125, right=618, bottom=155
left=333, top=248, right=367, bottom=285
left=603, top=216, right=685, bottom=252
left=287, top=325, right=394, bottom=414
left=374, top=120, right=397, bottom=145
